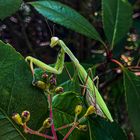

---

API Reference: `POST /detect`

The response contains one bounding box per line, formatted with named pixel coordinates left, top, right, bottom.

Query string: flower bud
left=84, top=105, right=95, bottom=117
left=75, top=105, right=83, bottom=115
left=35, top=81, right=46, bottom=90
left=50, top=37, right=59, bottom=48
left=43, top=118, right=52, bottom=128
left=12, top=113, right=23, bottom=126
left=78, top=125, right=88, bottom=131
left=42, top=73, right=48, bottom=79
left=55, top=87, right=64, bottom=93
left=49, top=74, right=57, bottom=86
left=21, top=110, right=30, bottom=123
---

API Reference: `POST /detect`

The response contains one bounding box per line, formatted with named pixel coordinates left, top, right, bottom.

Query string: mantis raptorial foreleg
left=25, top=37, right=113, bottom=122
left=26, top=48, right=65, bottom=75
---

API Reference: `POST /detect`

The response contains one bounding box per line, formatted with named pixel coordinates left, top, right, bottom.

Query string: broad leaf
left=53, top=92, right=90, bottom=140
left=52, top=92, right=127, bottom=140
left=0, top=41, right=48, bottom=140
left=30, top=0, right=103, bottom=42
left=123, top=68, right=140, bottom=139
left=102, top=0, right=133, bottom=48
left=88, top=117, right=127, bottom=140
left=0, top=0, right=22, bottom=20
left=60, top=78, right=80, bottom=93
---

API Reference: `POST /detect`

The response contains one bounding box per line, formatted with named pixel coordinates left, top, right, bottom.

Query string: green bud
left=55, top=87, right=64, bottom=93
left=75, top=105, right=83, bottom=115
left=84, top=105, right=95, bottom=117
left=12, top=113, right=23, bottom=126
left=35, top=81, right=46, bottom=90
left=21, top=110, right=30, bottom=123
left=43, top=118, right=52, bottom=128
left=78, top=125, right=88, bottom=131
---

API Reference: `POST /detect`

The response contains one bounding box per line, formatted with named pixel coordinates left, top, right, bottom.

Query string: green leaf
left=0, top=41, right=48, bottom=140
left=52, top=92, right=127, bottom=140
left=123, top=68, right=140, bottom=139
left=0, top=0, right=22, bottom=20
left=88, top=117, right=127, bottom=140
left=30, top=0, right=103, bottom=42
left=52, top=92, right=90, bottom=140
left=60, top=77, right=80, bottom=93
left=102, top=0, right=133, bottom=48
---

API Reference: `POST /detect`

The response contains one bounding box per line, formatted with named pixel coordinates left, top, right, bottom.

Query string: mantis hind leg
left=81, top=67, right=104, bottom=117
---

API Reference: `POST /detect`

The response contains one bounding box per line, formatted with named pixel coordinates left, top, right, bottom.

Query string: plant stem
left=55, top=123, right=73, bottom=131
left=63, top=122, right=79, bottom=140
left=48, top=94, right=58, bottom=140
left=111, top=59, right=124, bottom=69
left=38, top=126, right=45, bottom=132
left=101, top=41, right=110, bottom=55
left=23, top=124, right=54, bottom=140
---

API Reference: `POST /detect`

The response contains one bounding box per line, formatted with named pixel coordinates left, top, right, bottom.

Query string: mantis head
left=50, top=37, right=59, bottom=48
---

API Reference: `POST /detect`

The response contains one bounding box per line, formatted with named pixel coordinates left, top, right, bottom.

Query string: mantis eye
left=50, top=37, right=59, bottom=48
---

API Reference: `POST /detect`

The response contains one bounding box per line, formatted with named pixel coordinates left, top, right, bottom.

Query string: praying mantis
left=25, top=37, right=113, bottom=122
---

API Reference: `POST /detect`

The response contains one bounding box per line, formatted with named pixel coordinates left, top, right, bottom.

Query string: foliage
left=30, top=0, right=102, bottom=42
left=0, top=0, right=140, bottom=140
left=123, top=68, right=140, bottom=140
left=102, top=0, right=133, bottom=48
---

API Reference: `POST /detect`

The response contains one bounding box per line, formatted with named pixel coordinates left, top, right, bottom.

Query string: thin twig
left=111, top=59, right=124, bottom=68
left=23, top=124, right=54, bottom=140
left=55, top=123, right=73, bottom=131
left=63, top=123, right=79, bottom=140
left=48, top=94, right=58, bottom=140
left=64, top=65, right=72, bottom=80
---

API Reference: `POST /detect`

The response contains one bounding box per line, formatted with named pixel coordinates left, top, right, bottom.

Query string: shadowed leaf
left=102, top=0, right=132, bottom=48
left=123, top=68, right=140, bottom=139
left=30, top=0, right=103, bottom=42
left=0, top=41, right=48, bottom=140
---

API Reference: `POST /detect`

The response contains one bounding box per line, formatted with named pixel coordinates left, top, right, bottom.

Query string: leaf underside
left=30, top=0, right=102, bottom=42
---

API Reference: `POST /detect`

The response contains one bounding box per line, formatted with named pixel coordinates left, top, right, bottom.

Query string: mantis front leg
left=25, top=47, right=65, bottom=75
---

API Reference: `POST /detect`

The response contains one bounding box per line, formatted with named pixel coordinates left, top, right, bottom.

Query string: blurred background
left=0, top=0, right=140, bottom=139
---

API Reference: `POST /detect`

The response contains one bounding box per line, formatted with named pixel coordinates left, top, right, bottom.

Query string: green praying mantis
left=25, top=37, right=113, bottom=122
